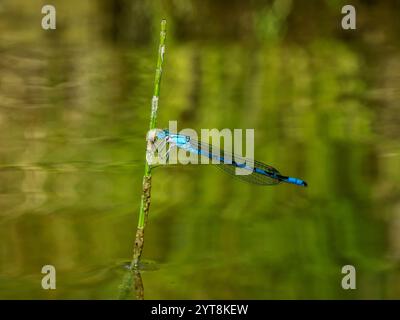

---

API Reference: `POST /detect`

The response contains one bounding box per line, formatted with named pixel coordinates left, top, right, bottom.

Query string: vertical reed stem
left=132, top=20, right=166, bottom=268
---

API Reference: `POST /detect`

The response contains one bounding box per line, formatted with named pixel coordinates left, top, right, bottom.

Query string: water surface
left=1, top=1, right=400, bottom=299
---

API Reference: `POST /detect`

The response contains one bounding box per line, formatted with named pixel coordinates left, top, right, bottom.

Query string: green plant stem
left=132, top=20, right=166, bottom=269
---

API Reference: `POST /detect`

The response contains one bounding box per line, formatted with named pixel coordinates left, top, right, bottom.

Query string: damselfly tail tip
left=286, top=176, right=308, bottom=187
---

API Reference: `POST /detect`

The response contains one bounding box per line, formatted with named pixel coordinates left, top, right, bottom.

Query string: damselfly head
left=161, top=129, right=169, bottom=138
left=147, top=129, right=166, bottom=143
left=161, top=131, right=171, bottom=143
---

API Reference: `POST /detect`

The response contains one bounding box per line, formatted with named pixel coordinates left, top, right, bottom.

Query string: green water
left=1, top=1, right=400, bottom=299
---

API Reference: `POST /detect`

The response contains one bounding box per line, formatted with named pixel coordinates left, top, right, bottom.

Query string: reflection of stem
left=134, top=270, right=144, bottom=300
left=118, top=269, right=144, bottom=300
left=118, top=270, right=133, bottom=300
left=132, top=19, right=167, bottom=268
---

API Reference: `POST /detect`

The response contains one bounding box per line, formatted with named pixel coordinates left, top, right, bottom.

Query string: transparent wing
left=186, top=137, right=281, bottom=186
left=216, top=164, right=280, bottom=185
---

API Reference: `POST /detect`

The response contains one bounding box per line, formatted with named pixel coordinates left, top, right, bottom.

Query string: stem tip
left=161, top=19, right=167, bottom=30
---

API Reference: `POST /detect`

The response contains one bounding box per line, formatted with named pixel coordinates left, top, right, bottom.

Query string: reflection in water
left=119, top=260, right=159, bottom=300
left=119, top=269, right=144, bottom=300
left=134, top=271, right=144, bottom=300
left=0, top=1, right=400, bottom=299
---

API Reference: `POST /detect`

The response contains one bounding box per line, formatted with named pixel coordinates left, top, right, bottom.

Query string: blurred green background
left=0, top=0, right=399, bottom=299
